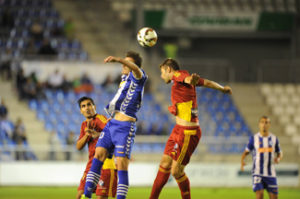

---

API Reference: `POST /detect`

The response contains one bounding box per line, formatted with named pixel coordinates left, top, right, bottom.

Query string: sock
left=117, top=170, right=129, bottom=199
left=84, top=158, right=103, bottom=198
left=149, top=166, right=171, bottom=199
left=175, top=173, right=191, bottom=199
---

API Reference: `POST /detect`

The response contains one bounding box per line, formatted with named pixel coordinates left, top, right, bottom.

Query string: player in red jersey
left=77, top=96, right=117, bottom=199
left=149, top=58, right=232, bottom=199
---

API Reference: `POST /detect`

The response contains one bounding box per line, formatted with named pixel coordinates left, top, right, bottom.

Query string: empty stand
left=261, top=83, right=300, bottom=137
left=0, top=0, right=88, bottom=61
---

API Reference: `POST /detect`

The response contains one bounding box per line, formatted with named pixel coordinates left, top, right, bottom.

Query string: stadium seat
left=285, top=125, right=297, bottom=136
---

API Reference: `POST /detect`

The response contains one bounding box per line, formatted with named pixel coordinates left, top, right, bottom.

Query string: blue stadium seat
left=28, top=99, right=38, bottom=110
left=45, top=121, right=54, bottom=132
left=196, top=88, right=253, bottom=153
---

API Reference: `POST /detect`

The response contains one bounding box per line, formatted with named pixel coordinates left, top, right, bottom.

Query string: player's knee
left=94, top=147, right=108, bottom=162
left=76, top=190, right=83, bottom=199
left=171, top=167, right=184, bottom=178
left=256, top=190, right=264, bottom=199
left=160, top=161, right=171, bottom=169
left=269, top=192, right=278, bottom=199
left=117, top=157, right=129, bottom=170
left=160, top=155, right=172, bottom=169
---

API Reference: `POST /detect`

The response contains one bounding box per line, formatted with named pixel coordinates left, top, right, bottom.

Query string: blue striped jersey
left=245, top=132, right=281, bottom=177
left=105, top=69, right=147, bottom=119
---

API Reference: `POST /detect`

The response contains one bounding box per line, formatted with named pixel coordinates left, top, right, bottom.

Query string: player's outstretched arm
left=104, top=56, right=143, bottom=79
left=203, top=79, right=232, bottom=94
left=240, top=150, right=249, bottom=171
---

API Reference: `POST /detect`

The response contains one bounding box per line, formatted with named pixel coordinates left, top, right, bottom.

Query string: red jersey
left=168, top=70, right=204, bottom=123
left=78, top=114, right=107, bottom=170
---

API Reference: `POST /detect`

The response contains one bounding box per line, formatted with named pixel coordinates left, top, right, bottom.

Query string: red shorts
left=164, top=124, right=201, bottom=165
left=78, top=169, right=118, bottom=197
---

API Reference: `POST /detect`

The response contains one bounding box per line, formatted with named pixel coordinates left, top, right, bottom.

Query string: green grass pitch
left=0, top=187, right=299, bottom=199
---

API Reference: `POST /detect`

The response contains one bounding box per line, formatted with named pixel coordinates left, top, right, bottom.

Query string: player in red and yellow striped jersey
left=77, top=96, right=117, bottom=199
left=150, top=59, right=232, bottom=199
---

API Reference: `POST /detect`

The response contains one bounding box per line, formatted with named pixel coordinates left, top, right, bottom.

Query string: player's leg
left=265, top=177, right=278, bottom=199
left=111, top=120, right=136, bottom=199
left=77, top=172, right=88, bottom=199
left=108, top=168, right=118, bottom=199
left=149, top=154, right=173, bottom=199
left=83, top=124, right=113, bottom=199
left=83, top=147, right=109, bottom=198
left=77, top=190, right=84, bottom=199
left=150, top=126, right=179, bottom=199
left=96, top=168, right=118, bottom=199
left=268, top=192, right=278, bottom=199
left=116, top=156, right=130, bottom=199
left=253, top=175, right=264, bottom=199
left=172, top=126, right=201, bottom=199
left=255, top=190, right=264, bottom=199
left=171, top=160, right=191, bottom=199
left=97, top=196, right=108, bottom=199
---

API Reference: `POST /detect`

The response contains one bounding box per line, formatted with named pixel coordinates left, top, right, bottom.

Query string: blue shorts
left=96, top=119, right=136, bottom=159
left=252, top=175, right=278, bottom=194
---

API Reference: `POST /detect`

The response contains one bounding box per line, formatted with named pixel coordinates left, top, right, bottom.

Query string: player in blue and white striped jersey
left=81, top=51, right=147, bottom=199
left=241, top=116, right=283, bottom=199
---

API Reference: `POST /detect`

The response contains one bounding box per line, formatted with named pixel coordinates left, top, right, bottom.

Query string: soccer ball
left=137, top=27, right=158, bottom=47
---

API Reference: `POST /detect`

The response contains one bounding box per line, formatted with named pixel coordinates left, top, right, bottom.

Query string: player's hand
left=222, top=86, right=232, bottom=94
left=191, top=73, right=201, bottom=85
left=240, top=161, right=246, bottom=171
left=86, top=129, right=100, bottom=138
left=185, top=73, right=200, bottom=86
left=84, top=121, right=92, bottom=136
left=274, top=157, right=280, bottom=164
left=104, top=56, right=120, bottom=63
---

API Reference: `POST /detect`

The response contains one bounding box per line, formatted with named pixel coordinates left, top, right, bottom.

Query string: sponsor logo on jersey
left=100, top=132, right=105, bottom=139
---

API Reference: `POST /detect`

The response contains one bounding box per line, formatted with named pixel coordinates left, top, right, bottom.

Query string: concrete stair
left=231, top=83, right=298, bottom=162
left=53, top=0, right=135, bottom=62
left=231, top=83, right=272, bottom=133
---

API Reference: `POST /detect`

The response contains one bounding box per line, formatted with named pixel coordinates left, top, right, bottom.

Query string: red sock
left=149, top=166, right=171, bottom=199
left=175, top=173, right=191, bottom=199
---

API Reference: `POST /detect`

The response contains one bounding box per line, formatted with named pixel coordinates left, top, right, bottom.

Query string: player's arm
left=240, top=150, right=250, bottom=171
left=203, top=79, right=232, bottom=94
left=76, top=121, right=92, bottom=150
left=104, top=56, right=143, bottom=79
left=76, top=133, right=90, bottom=150
left=274, top=151, right=283, bottom=164
left=183, top=74, right=232, bottom=94
left=274, top=137, right=283, bottom=163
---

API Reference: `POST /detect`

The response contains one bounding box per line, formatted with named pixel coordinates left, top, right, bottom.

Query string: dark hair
left=126, top=51, right=142, bottom=68
left=159, top=58, right=180, bottom=70
left=77, top=96, right=95, bottom=108
left=260, top=115, right=270, bottom=122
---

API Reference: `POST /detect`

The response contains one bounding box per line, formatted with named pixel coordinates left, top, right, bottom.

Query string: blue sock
left=84, top=158, right=103, bottom=198
left=117, top=170, right=129, bottom=199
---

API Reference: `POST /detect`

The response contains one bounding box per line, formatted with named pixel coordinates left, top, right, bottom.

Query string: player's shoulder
left=174, top=70, right=189, bottom=77
left=269, top=132, right=278, bottom=139
left=140, top=68, right=148, bottom=80
left=250, top=133, right=259, bottom=140
left=95, top=114, right=108, bottom=123
left=129, top=68, right=147, bottom=82
left=81, top=120, right=87, bottom=127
